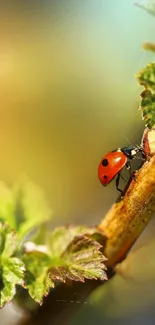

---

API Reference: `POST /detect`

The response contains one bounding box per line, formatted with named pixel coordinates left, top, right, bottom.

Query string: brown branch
left=98, top=155, right=155, bottom=267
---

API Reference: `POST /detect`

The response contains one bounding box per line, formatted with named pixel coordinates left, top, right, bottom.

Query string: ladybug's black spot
left=103, top=175, right=107, bottom=179
left=102, top=159, right=109, bottom=167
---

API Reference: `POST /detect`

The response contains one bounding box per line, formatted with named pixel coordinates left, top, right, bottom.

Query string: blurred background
left=0, top=0, right=155, bottom=324
left=0, top=0, right=154, bottom=225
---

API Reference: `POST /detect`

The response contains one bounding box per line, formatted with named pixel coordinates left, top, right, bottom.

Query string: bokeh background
left=0, top=0, right=155, bottom=324
left=0, top=0, right=154, bottom=225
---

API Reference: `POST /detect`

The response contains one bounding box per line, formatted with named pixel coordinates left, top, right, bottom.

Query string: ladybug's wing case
left=98, top=151, right=127, bottom=186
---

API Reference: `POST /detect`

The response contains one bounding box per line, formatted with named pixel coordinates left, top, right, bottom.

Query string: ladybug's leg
left=125, top=161, right=132, bottom=178
left=116, top=173, right=124, bottom=195
left=126, top=161, right=136, bottom=181
left=126, top=161, right=131, bottom=172
left=120, top=174, right=127, bottom=182
left=141, top=148, right=146, bottom=159
left=131, top=171, right=136, bottom=181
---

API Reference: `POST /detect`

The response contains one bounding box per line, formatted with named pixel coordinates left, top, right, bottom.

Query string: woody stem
left=98, top=155, right=155, bottom=267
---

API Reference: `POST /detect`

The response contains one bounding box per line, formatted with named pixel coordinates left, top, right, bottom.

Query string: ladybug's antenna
left=124, top=137, right=132, bottom=146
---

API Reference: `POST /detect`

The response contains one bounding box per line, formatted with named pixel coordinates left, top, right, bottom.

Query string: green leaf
left=49, top=235, right=107, bottom=284
left=136, top=63, right=155, bottom=91
left=136, top=63, right=155, bottom=129
left=0, top=257, right=25, bottom=308
left=47, top=225, right=105, bottom=258
left=23, top=251, right=54, bottom=304
left=135, top=1, right=155, bottom=16
left=0, top=223, right=25, bottom=308
left=0, top=179, right=52, bottom=241
left=13, top=178, right=52, bottom=240
left=139, top=90, right=155, bottom=128
left=23, top=228, right=107, bottom=304
left=0, top=223, right=17, bottom=257
left=0, top=182, right=15, bottom=229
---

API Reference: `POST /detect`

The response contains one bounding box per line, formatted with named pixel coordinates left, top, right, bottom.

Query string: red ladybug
left=98, top=145, right=145, bottom=195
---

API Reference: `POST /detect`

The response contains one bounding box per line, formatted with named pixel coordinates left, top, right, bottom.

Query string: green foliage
left=0, top=182, right=16, bottom=229
left=0, top=223, right=25, bottom=308
left=49, top=235, right=107, bottom=283
left=47, top=225, right=104, bottom=257
left=140, top=90, right=155, bottom=128
left=0, top=221, right=107, bottom=307
left=0, top=179, right=52, bottom=241
left=13, top=179, right=52, bottom=240
left=0, top=177, right=107, bottom=308
left=136, top=63, right=155, bottom=129
left=23, top=227, right=107, bottom=305
left=23, top=251, right=54, bottom=304
left=135, top=0, right=155, bottom=16
left=135, top=3, right=155, bottom=128
left=136, top=63, right=155, bottom=91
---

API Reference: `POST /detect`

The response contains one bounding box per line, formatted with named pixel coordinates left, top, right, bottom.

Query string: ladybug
left=98, top=145, right=145, bottom=195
